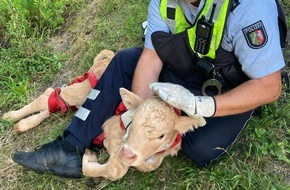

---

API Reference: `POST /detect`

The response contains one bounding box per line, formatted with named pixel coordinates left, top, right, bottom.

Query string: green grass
left=0, top=0, right=289, bottom=189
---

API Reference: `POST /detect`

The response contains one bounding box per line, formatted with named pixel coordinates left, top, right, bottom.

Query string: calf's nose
left=119, top=146, right=137, bottom=165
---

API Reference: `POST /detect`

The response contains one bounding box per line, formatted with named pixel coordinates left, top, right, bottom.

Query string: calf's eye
left=158, top=134, right=164, bottom=139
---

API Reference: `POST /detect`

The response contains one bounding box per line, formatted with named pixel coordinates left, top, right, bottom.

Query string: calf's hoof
left=83, top=149, right=98, bottom=163
left=2, top=111, right=19, bottom=121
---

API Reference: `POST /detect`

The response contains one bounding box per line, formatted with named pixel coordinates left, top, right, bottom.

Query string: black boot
left=12, top=136, right=83, bottom=178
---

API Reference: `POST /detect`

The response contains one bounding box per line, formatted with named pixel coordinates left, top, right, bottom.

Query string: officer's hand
left=149, top=82, right=216, bottom=117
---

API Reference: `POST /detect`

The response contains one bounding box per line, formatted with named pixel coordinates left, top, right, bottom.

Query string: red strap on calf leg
left=69, top=72, right=98, bottom=88
left=48, top=87, right=69, bottom=113
left=47, top=88, right=59, bottom=113
left=92, top=132, right=105, bottom=146
left=48, top=72, right=99, bottom=114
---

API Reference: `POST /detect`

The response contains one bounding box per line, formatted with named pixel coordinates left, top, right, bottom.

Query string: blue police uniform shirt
left=144, top=0, right=285, bottom=79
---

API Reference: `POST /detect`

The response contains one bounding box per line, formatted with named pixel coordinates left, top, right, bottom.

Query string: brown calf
left=82, top=88, right=206, bottom=181
left=2, top=50, right=114, bottom=132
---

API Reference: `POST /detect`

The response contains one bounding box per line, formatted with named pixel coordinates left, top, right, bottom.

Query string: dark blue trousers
left=63, top=47, right=142, bottom=152
left=63, top=47, right=252, bottom=167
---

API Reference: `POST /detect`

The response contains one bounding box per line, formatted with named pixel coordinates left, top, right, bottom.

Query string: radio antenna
left=209, top=3, right=217, bottom=23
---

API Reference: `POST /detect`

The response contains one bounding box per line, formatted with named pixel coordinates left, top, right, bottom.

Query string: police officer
left=12, top=0, right=286, bottom=178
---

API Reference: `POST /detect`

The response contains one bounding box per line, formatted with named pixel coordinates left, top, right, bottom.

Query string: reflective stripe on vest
left=160, top=0, right=231, bottom=59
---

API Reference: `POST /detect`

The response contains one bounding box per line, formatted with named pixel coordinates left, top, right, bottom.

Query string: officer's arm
left=132, top=47, right=163, bottom=99
left=150, top=70, right=282, bottom=118
left=214, top=70, right=282, bottom=116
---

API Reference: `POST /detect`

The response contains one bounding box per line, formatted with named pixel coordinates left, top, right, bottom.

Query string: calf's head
left=118, top=88, right=205, bottom=166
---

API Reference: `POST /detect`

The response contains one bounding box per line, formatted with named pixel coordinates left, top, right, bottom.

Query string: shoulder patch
left=242, top=20, right=268, bottom=49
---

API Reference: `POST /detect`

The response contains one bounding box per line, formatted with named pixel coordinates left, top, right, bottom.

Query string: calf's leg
left=14, top=110, right=50, bottom=132
left=82, top=149, right=129, bottom=181
left=3, top=87, right=53, bottom=121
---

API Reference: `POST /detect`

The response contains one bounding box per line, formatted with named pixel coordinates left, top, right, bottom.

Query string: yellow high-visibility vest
left=160, top=0, right=231, bottom=59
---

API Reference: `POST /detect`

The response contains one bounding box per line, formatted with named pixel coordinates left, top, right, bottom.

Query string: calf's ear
left=175, top=116, right=206, bottom=134
left=119, top=88, right=144, bottom=109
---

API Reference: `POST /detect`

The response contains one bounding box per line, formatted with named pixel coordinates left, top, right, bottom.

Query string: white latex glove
left=149, top=82, right=216, bottom=117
